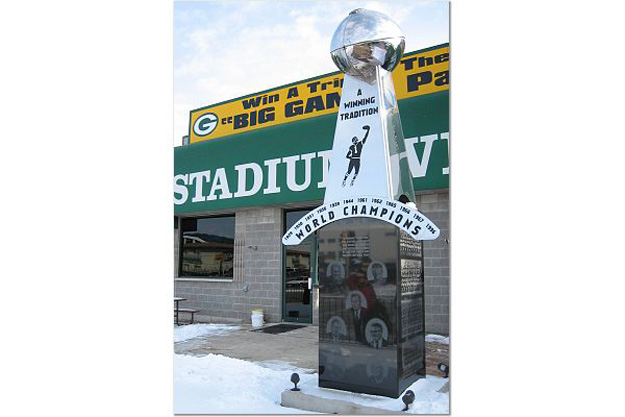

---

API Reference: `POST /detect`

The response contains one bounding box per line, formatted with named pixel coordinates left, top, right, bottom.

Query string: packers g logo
left=193, top=112, right=218, bottom=136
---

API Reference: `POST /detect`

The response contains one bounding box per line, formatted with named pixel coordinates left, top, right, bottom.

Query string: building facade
left=174, top=44, right=450, bottom=335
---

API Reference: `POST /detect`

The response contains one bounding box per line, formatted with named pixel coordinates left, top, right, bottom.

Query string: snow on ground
left=299, top=374, right=449, bottom=414
left=175, top=353, right=448, bottom=414
left=174, top=325, right=449, bottom=414
left=256, top=360, right=316, bottom=374
left=425, top=333, right=450, bottom=344
left=174, top=323, right=240, bottom=343
left=174, top=353, right=318, bottom=414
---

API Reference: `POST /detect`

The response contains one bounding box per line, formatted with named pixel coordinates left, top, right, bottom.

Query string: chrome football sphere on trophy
left=330, top=8, right=405, bottom=81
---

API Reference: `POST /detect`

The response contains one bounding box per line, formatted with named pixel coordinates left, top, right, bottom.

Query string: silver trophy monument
left=283, top=9, right=439, bottom=398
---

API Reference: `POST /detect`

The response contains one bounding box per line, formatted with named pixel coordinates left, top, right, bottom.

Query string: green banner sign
left=174, top=90, right=448, bottom=215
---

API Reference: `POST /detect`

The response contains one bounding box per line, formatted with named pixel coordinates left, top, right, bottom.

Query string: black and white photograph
left=367, top=260, right=388, bottom=285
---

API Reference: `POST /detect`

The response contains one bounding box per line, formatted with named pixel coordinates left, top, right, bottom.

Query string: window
left=179, top=216, right=235, bottom=279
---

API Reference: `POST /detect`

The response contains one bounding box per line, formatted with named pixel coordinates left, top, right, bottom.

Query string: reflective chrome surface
left=330, top=9, right=405, bottom=80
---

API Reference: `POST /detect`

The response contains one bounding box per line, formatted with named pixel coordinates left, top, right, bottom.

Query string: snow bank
left=174, top=324, right=239, bottom=343
left=425, top=334, right=450, bottom=344
left=175, top=353, right=448, bottom=414
left=174, top=353, right=317, bottom=414
left=256, top=360, right=315, bottom=373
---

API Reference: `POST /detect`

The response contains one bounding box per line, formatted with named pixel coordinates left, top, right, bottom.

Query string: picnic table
left=174, top=297, right=186, bottom=325
left=174, top=297, right=199, bottom=325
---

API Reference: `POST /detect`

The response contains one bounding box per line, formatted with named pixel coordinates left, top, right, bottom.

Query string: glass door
left=283, top=209, right=317, bottom=323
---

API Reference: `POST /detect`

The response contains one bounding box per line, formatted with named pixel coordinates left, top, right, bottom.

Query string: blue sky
left=174, top=0, right=449, bottom=145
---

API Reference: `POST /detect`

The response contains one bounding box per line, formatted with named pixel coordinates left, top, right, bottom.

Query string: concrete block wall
left=174, top=207, right=284, bottom=324
left=239, top=207, right=283, bottom=323
left=416, top=191, right=450, bottom=336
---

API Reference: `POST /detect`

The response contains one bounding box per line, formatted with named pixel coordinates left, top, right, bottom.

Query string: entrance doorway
left=283, top=209, right=317, bottom=323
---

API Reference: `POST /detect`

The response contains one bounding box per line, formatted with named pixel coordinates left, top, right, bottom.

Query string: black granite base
left=317, top=217, right=426, bottom=398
